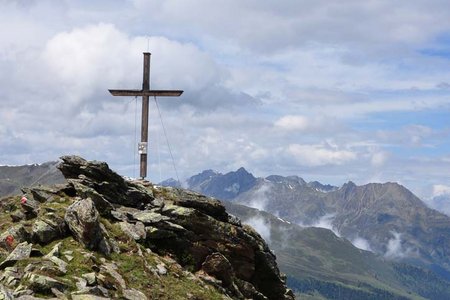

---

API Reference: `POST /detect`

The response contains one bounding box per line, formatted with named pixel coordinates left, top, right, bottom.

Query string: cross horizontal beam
left=109, top=89, right=183, bottom=97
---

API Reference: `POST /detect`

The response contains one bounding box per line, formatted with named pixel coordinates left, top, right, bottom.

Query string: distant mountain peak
left=186, top=169, right=220, bottom=188
left=222, top=167, right=256, bottom=184
left=201, top=169, right=219, bottom=175
left=265, top=175, right=307, bottom=187
left=179, top=167, right=258, bottom=201
left=346, top=180, right=357, bottom=186
left=158, top=177, right=181, bottom=188
left=194, top=169, right=220, bottom=178
left=287, top=175, right=307, bottom=185
left=236, top=166, right=248, bottom=173
left=341, top=181, right=357, bottom=190
left=307, top=181, right=338, bottom=192
left=265, top=175, right=285, bottom=183
left=229, top=167, right=255, bottom=179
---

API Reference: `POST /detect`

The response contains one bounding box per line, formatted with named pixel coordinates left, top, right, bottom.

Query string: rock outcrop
left=0, top=156, right=294, bottom=299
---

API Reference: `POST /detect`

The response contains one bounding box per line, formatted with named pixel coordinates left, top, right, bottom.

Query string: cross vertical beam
left=141, top=53, right=150, bottom=179
left=109, top=52, right=183, bottom=180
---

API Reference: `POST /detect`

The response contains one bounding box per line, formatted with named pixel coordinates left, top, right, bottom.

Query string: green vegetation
left=0, top=195, right=228, bottom=299
left=0, top=196, right=17, bottom=231
left=0, top=213, right=228, bottom=299
left=113, top=250, right=225, bottom=300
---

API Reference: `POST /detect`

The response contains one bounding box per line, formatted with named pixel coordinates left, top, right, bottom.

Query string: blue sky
left=0, top=0, right=449, bottom=202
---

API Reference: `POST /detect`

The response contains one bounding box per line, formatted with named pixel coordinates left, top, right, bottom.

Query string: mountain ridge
left=162, top=167, right=450, bottom=280
left=0, top=161, right=64, bottom=198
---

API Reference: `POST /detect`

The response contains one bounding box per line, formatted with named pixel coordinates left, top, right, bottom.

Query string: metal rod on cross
left=109, top=52, right=183, bottom=180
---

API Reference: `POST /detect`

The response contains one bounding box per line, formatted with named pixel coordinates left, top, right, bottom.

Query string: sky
left=1, top=0, right=450, bottom=201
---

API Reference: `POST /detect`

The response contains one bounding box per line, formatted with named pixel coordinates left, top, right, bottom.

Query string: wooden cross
left=109, top=52, right=183, bottom=179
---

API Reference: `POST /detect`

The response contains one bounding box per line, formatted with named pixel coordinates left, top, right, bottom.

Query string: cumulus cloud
left=274, top=115, right=342, bottom=134
left=41, top=23, right=224, bottom=109
left=275, top=115, right=311, bottom=131
left=287, top=143, right=357, bottom=167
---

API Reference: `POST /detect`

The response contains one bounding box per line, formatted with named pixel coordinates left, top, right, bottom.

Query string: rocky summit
left=0, top=156, right=293, bottom=300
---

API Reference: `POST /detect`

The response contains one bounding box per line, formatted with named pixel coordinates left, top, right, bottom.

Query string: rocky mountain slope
left=0, top=162, right=64, bottom=198
left=0, top=156, right=293, bottom=299
left=225, top=202, right=450, bottom=300
left=164, top=168, right=450, bottom=279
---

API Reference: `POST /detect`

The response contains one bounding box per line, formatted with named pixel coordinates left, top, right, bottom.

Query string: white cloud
left=422, top=185, right=450, bottom=216
left=371, top=151, right=389, bottom=167
left=275, top=115, right=310, bottom=131
left=42, top=23, right=223, bottom=107
left=433, top=185, right=450, bottom=197
left=351, top=237, right=372, bottom=252
left=310, top=214, right=340, bottom=237
left=274, top=115, right=341, bottom=133
left=244, top=216, right=271, bottom=243
left=384, top=231, right=415, bottom=259
left=385, top=232, right=402, bottom=258
left=424, top=194, right=450, bottom=217
left=130, top=0, right=450, bottom=54
left=376, top=125, right=435, bottom=147
left=247, top=184, right=271, bottom=212
left=0, top=22, right=245, bottom=173
left=287, top=143, right=357, bottom=167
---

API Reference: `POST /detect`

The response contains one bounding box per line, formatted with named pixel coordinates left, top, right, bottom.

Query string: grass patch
left=152, top=186, right=177, bottom=202
left=152, top=273, right=226, bottom=300
left=0, top=196, right=17, bottom=231
left=113, top=249, right=226, bottom=300
left=39, top=196, right=73, bottom=218
left=113, top=251, right=152, bottom=292
left=99, top=217, right=137, bottom=253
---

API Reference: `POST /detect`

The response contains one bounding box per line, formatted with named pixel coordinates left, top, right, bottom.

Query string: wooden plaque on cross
left=109, top=52, right=183, bottom=179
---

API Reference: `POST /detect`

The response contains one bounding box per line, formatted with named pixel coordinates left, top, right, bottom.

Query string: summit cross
left=109, top=52, right=183, bottom=179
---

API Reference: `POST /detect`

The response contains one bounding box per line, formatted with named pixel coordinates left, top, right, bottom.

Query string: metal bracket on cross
left=138, top=142, right=148, bottom=155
